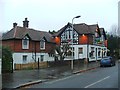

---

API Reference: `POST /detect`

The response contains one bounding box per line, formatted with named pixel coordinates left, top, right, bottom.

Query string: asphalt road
left=30, top=62, right=118, bottom=88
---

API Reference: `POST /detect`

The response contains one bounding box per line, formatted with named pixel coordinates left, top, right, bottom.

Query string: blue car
left=100, top=57, right=116, bottom=67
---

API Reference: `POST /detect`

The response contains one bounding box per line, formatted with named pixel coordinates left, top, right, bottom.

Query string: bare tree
left=108, top=24, right=120, bottom=59
left=54, top=43, right=71, bottom=61
left=109, top=24, right=118, bottom=36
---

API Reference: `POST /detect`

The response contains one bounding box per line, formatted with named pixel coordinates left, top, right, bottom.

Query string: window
left=40, top=39, right=45, bottom=50
left=90, top=47, right=95, bottom=58
left=61, top=27, right=78, bottom=44
left=49, top=53, right=54, bottom=57
left=79, top=48, right=83, bottom=54
left=22, top=36, right=29, bottom=49
left=67, top=47, right=74, bottom=56
left=104, top=51, right=106, bottom=57
left=23, top=55, right=27, bottom=64
left=40, top=55, right=44, bottom=62
left=103, top=48, right=106, bottom=57
left=98, top=48, right=101, bottom=58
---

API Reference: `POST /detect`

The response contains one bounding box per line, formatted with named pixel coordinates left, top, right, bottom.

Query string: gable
left=54, top=23, right=103, bottom=38
left=89, top=24, right=101, bottom=37
left=22, top=34, right=31, bottom=40
left=54, top=22, right=80, bottom=37
left=100, top=28, right=107, bottom=40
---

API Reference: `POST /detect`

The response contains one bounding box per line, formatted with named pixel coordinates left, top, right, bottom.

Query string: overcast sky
left=0, top=0, right=118, bottom=33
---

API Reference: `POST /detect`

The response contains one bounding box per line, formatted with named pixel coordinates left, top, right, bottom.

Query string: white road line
left=45, top=73, right=83, bottom=84
left=84, top=76, right=110, bottom=88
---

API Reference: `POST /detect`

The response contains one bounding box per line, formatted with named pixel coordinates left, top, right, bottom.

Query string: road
left=30, top=62, right=118, bottom=88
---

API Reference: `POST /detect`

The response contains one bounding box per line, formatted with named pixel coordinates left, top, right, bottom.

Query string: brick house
left=53, top=23, right=107, bottom=62
left=2, top=18, right=108, bottom=69
left=2, top=18, right=56, bottom=68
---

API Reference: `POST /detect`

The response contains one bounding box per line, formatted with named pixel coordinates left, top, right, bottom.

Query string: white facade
left=64, top=45, right=107, bottom=61
left=13, top=52, right=54, bottom=69
left=12, top=45, right=107, bottom=69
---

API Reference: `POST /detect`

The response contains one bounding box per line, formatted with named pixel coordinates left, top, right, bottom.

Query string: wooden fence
left=14, top=62, right=48, bottom=70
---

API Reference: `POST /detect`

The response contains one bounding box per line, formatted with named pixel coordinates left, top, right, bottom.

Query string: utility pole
left=71, top=15, right=81, bottom=70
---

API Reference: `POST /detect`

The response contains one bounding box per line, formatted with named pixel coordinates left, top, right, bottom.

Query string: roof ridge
left=74, top=23, right=87, bottom=25
left=16, top=26, right=49, bottom=33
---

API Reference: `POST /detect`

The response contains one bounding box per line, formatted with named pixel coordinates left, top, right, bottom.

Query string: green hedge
left=1, top=46, right=13, bottom=73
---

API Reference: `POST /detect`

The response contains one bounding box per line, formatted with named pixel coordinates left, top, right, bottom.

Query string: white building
left=54, top=23, right=107, bottom=62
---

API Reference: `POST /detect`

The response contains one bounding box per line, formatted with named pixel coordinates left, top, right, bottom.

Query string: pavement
left=2, top=61, right=100, bottom=89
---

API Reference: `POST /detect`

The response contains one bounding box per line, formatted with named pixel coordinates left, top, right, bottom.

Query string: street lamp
left=71, top=15, right=81, bottom=70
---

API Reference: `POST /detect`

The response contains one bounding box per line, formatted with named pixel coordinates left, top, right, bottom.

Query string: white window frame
left=23, top=55, right=27, bottom=64
left=90, top=47, right=95, bottom=59
left=78, top=48, right=83, bottom=54
left=40, top=55, right=44, bottom=62
left=40, top=38, right=45, bottom=50
left=61, top=27, right=78, bottom=44
left=22, top=36, right=29, bottom=49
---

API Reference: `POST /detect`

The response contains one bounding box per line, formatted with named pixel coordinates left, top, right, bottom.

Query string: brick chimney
left=13, top=22, right=17, bottom=28
left=23, top=18, right=29, bottom=28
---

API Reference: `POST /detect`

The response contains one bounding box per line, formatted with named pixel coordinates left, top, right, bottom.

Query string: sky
left=0, top=0, right=118, bottom=33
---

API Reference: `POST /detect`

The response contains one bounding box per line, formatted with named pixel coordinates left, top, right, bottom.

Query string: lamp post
left=71, top=15, right=81, bottom=70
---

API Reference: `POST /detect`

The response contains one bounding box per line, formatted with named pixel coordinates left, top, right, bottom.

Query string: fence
left=14, top=62, right=48, bottom=70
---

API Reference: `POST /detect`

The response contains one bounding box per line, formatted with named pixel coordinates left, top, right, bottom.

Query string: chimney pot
left=23, top=18, right=29, bottom=28
left=13, top=22, right=17, bottom=28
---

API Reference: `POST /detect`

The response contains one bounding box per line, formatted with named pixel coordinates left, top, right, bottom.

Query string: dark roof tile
left=54, top=23, right=100, bottom=36
left=2, top=26, right=54, bottom=43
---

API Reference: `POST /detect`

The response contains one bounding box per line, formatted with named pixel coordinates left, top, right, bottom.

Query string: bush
left=1, top=46, right=13, bottom=73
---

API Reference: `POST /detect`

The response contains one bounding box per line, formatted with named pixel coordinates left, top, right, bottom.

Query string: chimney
left=13, top=22, right=17, bottom=28
left=23, top=18, right=29, bottom=28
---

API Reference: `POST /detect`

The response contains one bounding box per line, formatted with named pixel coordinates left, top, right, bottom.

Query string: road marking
left=84, top=76, right=110, bottom=88
left=45, top=73, right=83, bottom=84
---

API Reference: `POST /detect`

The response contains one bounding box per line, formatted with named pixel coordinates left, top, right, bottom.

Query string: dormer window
left=40, top=38, right=45, bottom=50
left=22, top=36, right=29, bottom=49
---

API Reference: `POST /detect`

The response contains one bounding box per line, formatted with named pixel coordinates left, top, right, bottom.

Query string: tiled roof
left=74, top=23, right=90, bottom=34
left=2, top=26, right=54, bottom=43
left=53, top=23, right=101, bottom=36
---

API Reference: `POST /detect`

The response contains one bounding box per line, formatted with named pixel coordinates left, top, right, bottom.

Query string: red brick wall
left=2, top=40, right=15, bottom=51
left=52, top=35, right=94, bottom=45
left=79, top=35, right=93, bottom=45
left=79, top=35, right=88, bottom=44
left=2, top=39, right=56, bottom=53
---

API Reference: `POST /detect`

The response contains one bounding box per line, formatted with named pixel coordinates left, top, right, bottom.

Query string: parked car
left=100, top=56, right=116, bottom=67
